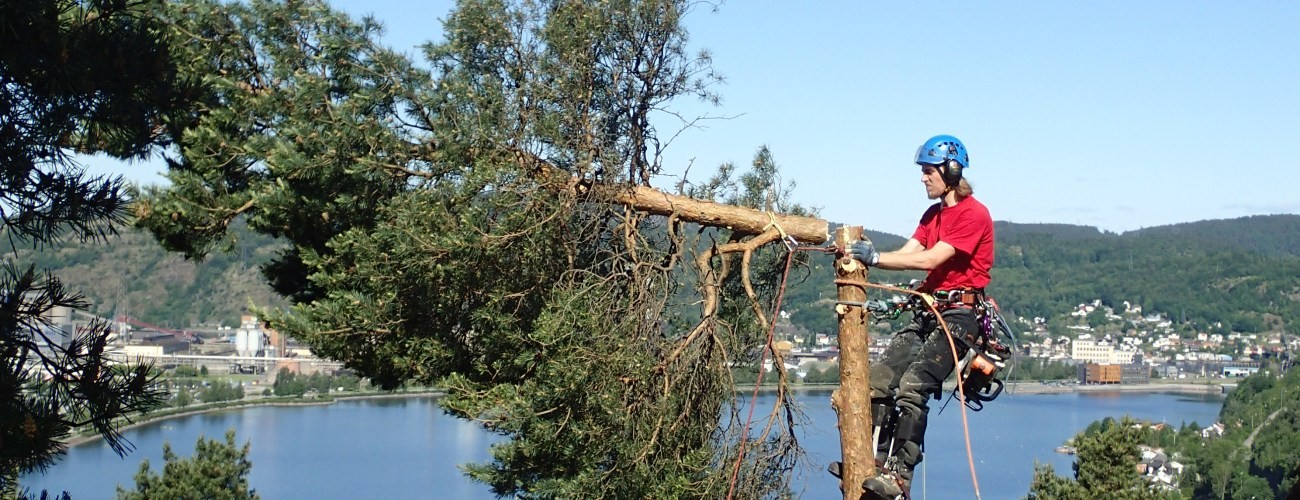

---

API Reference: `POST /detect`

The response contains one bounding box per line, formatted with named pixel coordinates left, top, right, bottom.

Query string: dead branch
left=594, top=184, right=829, bottom=244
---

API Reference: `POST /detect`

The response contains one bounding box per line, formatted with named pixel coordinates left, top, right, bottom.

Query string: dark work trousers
left=868, top=306, right=978, bottom=473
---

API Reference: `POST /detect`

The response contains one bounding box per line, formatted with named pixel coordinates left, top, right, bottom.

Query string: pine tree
left=1027, top=417, right=1173, bottom=499
left=115, top=430, right=258, bottom=500
left=136, top=0, right=812, bottom=496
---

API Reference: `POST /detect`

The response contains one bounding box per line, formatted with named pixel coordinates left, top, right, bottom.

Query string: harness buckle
left=932, top=288, right=982, bottom=308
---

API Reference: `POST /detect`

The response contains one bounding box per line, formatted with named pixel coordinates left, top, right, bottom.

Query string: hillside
left=9, top=224, right=286, bottom=328
left=989, top=215, right=1300, bottom=333
left=13, top=214, right=1300, bottom=334
left=1123, top=214, right=1300, bottom=257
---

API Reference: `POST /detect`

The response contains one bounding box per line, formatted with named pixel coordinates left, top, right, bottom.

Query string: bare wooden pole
left=830, top=225, right=874, bottom=499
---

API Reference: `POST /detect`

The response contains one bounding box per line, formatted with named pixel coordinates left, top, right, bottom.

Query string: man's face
left=920, top=164, right=945, bottom=199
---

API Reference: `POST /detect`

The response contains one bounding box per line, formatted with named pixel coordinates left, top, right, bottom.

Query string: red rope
left=725, top=248, right=797, bottom=499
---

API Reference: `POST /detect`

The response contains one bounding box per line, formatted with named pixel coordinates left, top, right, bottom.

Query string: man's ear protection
left=941, top=158, right=963, bottom=187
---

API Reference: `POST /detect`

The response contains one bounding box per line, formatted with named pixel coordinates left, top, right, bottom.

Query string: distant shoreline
left=1000, top=381, right=1226, bottom=396
left=66, top=390, right=444, bottom=449
left=762, top=380, right=1228, bottom=397
left=70, top=381, right=1224, bottom=449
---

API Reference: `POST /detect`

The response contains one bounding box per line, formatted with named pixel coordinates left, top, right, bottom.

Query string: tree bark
left=830, top=226, right=874, bottom=499
left=526, top=149, right=830, bottom=244
left=591, top=184, right=830, bottom=244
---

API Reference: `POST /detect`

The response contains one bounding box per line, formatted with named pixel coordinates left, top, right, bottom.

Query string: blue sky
left=95, top=1, right=1299, bottom=237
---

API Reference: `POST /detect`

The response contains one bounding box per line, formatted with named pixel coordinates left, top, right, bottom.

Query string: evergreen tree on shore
left=1028, top=416, right=1175, bottom=500
left=1030, top=367, right=1300, bottom=499
left=115, top=430, right=258, bottom=500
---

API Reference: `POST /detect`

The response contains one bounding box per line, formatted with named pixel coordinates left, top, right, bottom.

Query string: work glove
left=847, top=239, right=880, bottom=266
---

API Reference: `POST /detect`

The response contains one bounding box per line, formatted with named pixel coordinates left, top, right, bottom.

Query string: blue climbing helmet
left=914, top=135, right=969, bottom=187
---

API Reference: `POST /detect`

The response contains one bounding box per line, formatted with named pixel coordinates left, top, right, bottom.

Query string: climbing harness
left=843, top=280, right=1027, bottom=500
left=842, top=286, right=1019, bottom=412
left=849, top=280, right=986, bottom=500
left=845, top=280, right=923, bottom=322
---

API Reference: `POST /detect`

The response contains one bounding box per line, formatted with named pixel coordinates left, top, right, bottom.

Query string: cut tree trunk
left=830, top=226, right=874, bottom=500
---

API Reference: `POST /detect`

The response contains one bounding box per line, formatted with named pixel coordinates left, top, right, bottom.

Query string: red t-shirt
left=910, top=196, right=994, bottom=291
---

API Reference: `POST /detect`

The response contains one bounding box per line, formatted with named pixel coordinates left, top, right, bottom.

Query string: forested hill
left=996, top=215, right=1300, bottom=257
left=785, top=214, right=1300, bottom=336
left=13, top=214, right=1300, bottom=333
left=994, top=222, right=1112, bottom=241
left=990, top=214, right=1300, bottom=332
left=1123, top=215, right=1300, bottom=257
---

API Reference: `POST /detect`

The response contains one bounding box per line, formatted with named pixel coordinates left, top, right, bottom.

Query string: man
left=844, top=134, right=995, bottom=499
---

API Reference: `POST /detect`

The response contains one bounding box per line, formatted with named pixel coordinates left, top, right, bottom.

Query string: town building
left=1077, top=362, right=1150, bottom=384
left=1071, top=334, right=1140, bottom=364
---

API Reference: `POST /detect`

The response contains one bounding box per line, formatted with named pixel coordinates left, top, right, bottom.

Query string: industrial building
left=1078, top=362, right=1151, bottom=385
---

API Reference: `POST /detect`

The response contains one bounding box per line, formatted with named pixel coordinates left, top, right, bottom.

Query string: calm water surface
left=791, top=389, right=1221, bottom=499
left=22, top=390, right=1221, bottom=499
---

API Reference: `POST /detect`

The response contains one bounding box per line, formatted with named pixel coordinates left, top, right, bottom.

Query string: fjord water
left=22, top=391, right=1221, bottom=499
